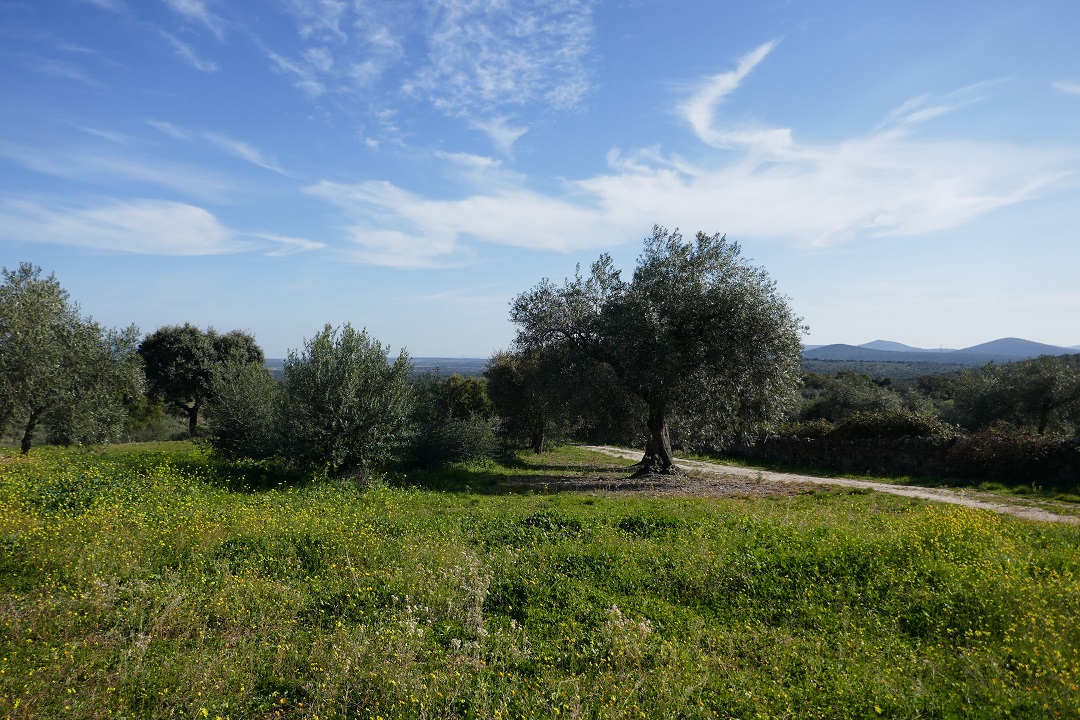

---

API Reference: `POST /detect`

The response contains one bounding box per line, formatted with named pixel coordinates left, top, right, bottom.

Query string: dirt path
left=584, top=445, right=1080, bottom=526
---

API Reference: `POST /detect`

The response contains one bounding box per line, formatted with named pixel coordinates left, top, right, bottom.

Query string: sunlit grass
left=1, top=443, right=1078, bottom=718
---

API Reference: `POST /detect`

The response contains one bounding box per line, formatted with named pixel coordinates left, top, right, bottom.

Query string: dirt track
left=584, top=445, right=1080, bottom=526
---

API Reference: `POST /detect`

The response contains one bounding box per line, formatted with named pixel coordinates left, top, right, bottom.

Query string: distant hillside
left=957, top=337, right=1074, bottom=357
left=801, top=359, right=967, bottom=382
left=804, top=338, right=1076, bottom=365
left=859, top=340, right=923, bottom=352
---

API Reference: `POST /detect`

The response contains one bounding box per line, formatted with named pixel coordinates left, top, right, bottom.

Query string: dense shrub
left=772, top=412, right=953, bottom=440
left=947, top=421, right=1080, bottom=486
left=205, top=360, right=279, bottom=460
left=831, top=409, right=957, bottom=440
left=279, top=324, right=413, bottom=477
left=772, top=419, right=836, bottom=439
left=410, top=415, right=499, bottom=468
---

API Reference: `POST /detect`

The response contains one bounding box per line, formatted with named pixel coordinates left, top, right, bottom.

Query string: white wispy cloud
left=80, top=0, right=125, bottom=11
left=1052, top=80, right=1080, bottom=96
left=874, top=80, right=1007, bottom=132
left=282, top=0, right=347, bottom=41
left=77, top=126, right=128, bottom=143
left=303, top=43, right=1074, bottom=268
left=414, top=0, right=594, bottom=147
left=162, top=31, right=218, bottom=72
left=268, top=50, right=325, bottom=96
left=202, top=132, right=288, bottom=174
left=268, top=0, right=594, bottom=153
left=162, top=0, right=224, bottom=39
left=679, top=40, right=788, bottom=153
left=471, top=117, right=528, bottom=157
left=247, top=232, right=326, bottom=256
left=0, top=141, right=237, bottom=201
left=33, top=58, right=103, bottom=87
left=0, top=197, right=243, bottom=255
left=146, top=119, right=189, bottom=140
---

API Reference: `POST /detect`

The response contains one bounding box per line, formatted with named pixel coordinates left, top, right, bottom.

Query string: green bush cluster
left=948, top=420, right=1080, bottom=486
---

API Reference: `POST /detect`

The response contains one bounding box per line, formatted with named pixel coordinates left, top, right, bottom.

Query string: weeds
left=1, top=443, right=1078, bottom=718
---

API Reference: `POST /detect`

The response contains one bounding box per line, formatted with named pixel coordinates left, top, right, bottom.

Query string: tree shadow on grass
left=393, top=449, right=644, bottom=496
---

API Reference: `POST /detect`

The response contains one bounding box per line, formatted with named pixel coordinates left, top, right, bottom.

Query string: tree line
left=4, top=225, right=1078, bottom=482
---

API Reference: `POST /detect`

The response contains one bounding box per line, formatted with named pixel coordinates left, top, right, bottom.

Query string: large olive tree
left=510, top=226, right=805, bottom=474
left=0, top=263, right=143, bottom=453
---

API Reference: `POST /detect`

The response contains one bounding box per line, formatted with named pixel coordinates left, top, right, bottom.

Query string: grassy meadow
left=1, top=443, right=1079, bottom=719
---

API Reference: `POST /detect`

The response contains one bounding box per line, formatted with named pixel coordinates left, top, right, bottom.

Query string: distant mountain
left=955, top=338, right=1074, bottom=357
left=803, top=337, right=1076, bottom=365
left=858, top=340, right=955, bottom=353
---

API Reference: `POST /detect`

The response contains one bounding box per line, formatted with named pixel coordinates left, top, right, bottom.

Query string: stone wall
left=728, top=436, right=957, bottom=477
left=727, top=435, right=1080, bottom=485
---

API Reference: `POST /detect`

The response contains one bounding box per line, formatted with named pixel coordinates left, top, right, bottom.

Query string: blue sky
left=2, top=0, right=1078, bottom=357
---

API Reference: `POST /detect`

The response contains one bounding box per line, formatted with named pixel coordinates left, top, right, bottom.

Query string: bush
left=773, top=419, right=836, bottom=439
left=410, top=416, right=499, bottom=468
left=205, top=361, right=279, bottom=460
left=831, top=410, right=957, bottom=440
left=947, top=421, right=1078, bottom=485
left=279, top=324, right=413, bottom=477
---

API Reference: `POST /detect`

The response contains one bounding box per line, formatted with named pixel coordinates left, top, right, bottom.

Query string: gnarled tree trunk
left=20, top=407, right=44, bottom=455
left=633, top=405, right=678, bottom=476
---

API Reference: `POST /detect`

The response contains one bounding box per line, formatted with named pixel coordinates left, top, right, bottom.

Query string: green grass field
left=2, top=443, right=1078, bottom=719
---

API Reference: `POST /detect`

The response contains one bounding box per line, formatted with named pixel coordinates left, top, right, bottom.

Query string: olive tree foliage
left=951, top=355, right=1080, bottom=437
left=205, top=360, right=279, bottom=460
left=511, top=226, right=806, bottom=474
left=0, top=263, right=143, bottom=453
left=138, top=324, right=264, bottom=436
left=279, top=323, right=412, bottom=477
left=485, top=348, right=574, bottom=454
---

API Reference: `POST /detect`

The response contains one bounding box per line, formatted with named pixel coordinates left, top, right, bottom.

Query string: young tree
left=0, top=263, right=143, bottom=453
left=511, top=226, right=805, bottom=474
left=279, top=323, right=412, bottom=477
left=138, top=324, right=264, bottom=436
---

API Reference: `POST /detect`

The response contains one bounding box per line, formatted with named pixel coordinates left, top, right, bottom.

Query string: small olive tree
left=279, top=323, right=413, bottom=477
left=205, top=360, right=280, bottom=460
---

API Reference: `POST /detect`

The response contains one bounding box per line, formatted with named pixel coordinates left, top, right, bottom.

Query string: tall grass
left=1, top=443, right=1078, bottom=718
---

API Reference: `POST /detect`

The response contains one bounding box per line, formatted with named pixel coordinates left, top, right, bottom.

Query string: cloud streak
left=1053, top=80, right=1080, bottom=96
left=202, top=132, right=288, bottom=174
left=304, top=45, right=1074, bottom=267
left=162, top=0, right=225, bottom=39
left=162, top=32, right=218, bottom=72
left=679, top=40, right=791, bottom=153
left=0, top=141, right=238, bottom=201
left=0, top=197, right=243, bottom=255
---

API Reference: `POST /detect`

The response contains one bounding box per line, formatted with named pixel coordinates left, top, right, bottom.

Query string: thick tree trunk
left=531, top=420, right=546, bottom=454
left=633, top=405, right=678, bottom=476
left=187, top=401, right=200, bottom=437
left=20, top=408, right=43, bottom=455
